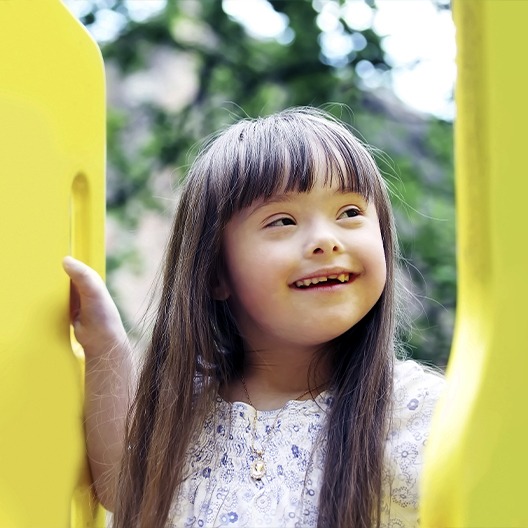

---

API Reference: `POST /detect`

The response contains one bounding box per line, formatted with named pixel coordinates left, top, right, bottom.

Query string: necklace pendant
left=250, top=458, right=266, bottom=480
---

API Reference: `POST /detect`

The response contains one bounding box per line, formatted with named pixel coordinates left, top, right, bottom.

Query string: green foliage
left=75, top=0, right=455, bottom=366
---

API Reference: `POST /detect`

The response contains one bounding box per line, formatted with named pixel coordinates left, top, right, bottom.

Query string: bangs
left=200, top=109, right=380, bottom=220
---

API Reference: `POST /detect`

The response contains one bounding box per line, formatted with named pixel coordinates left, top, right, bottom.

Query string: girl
left=64, top=107, right=445, bottom=528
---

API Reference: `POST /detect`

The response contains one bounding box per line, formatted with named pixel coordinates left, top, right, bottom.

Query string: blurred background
left=65, top=0, right=455, bottom=368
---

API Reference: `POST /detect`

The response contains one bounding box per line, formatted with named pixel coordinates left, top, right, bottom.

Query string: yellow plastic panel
left=0, top=1, right=106, bottom=526
left=420, top=1, right=528, bottom=526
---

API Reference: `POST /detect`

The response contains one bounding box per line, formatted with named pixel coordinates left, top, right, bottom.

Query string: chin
left=295, top=328, right=354, bottom=348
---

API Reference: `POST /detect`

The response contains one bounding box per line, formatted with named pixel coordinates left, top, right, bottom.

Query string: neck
left=226, top=345, right=332, bottom=410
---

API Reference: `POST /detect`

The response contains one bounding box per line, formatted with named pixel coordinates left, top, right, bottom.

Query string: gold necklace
left=240, top=376, right=324, bottom=480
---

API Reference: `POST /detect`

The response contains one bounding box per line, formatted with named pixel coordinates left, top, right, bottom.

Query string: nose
left=304, top=222, right=344, bottom=257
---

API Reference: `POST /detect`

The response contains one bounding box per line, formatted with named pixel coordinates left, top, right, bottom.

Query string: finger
left=63, top=256, right=105, bottom=299
left=69, top=278, right=81, bottom=323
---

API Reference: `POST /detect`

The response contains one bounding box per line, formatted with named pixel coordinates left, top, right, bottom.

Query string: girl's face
left=215, top=171, right=387, bottom=354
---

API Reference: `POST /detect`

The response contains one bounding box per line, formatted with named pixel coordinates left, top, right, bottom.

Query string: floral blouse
left=169, top=360, right=445, bottom=527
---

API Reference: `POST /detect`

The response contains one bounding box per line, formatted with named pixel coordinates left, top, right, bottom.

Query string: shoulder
left=390, top=359, right=446, bottom=443
left=393, top=359, right=445, bottom=418
left=380, top=360, right=446, bottom=524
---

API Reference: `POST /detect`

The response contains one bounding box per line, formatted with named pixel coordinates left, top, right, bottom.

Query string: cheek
left=368, top=238, right=388, bottom=298
left=377, top=259, right=388, bottom=299
left=223, top=245, right=267, bottom=305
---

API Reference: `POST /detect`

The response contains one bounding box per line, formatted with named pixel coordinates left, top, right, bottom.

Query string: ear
left=212, top=272, right=230, bottom=301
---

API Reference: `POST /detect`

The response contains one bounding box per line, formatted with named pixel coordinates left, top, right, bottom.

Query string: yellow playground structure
left=0, top=0, right=106, bottom=526
left=420, top=1, right=528, bottom=526
left=0, top=0, right=527, bottom=526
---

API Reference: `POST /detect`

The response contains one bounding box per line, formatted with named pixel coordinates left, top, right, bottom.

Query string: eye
left=266, top=216, right=296, bottom=227
left=338, top=207, right=361, bottom=219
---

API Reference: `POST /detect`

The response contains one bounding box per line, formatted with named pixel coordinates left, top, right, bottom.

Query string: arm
left=63, top=256, right=136, bottom=511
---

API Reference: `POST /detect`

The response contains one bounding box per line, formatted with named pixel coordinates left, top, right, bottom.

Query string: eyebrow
left=249, top=189, right=367, bottom=216
left=260, top=194, right=295, bottom=206
left=248, top=194, right=295, bottom=215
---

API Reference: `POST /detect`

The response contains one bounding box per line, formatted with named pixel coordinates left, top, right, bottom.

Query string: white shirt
left=169, top=360, right=445, bottom=527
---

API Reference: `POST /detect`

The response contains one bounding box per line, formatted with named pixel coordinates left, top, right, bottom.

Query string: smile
left=294, top=273, right=350, bottom=288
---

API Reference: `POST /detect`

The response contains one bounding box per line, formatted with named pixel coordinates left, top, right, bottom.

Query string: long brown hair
left=112, top=107, right=401, bottom=528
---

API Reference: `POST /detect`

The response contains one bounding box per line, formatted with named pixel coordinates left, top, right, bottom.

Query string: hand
left=63, top=256, right=128, bottom=358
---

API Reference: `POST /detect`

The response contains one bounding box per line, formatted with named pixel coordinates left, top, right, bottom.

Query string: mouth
left=294, top=273, right=351, bottom=289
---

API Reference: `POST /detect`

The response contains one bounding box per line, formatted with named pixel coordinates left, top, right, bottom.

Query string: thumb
left=62, top=255, right=105, bottom=299
left=62, top=256, right=126, bottom=351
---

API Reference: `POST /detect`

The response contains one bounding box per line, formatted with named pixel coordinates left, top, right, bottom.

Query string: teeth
left=295, top=273, right=350, bottom=287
